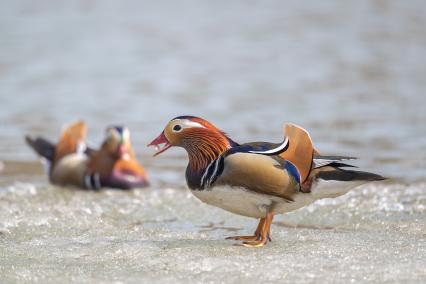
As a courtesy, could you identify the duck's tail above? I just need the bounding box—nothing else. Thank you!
[25,120,87,165]
[306,155,386,198]
[316,167,386,182]
[309,168,386,199]
[313,155,386,182]
[25,136,56,162]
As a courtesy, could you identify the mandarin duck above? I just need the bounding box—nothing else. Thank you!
[148,116,384,247]
[26,120,149,189]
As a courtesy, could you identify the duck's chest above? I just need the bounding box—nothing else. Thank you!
[186,162,302,218]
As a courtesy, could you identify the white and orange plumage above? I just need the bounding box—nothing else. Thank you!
[26,120,149,190]
[149,116,384,247]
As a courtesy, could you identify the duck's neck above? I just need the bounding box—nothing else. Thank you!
[183,130,234,188]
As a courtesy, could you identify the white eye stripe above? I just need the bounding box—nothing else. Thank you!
[171,119,205,129]
[122,128,130,140]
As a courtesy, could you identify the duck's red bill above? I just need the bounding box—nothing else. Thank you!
[148,131,172,156]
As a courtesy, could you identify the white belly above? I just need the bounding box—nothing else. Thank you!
[191,180,366,218]
[191,186,316,218]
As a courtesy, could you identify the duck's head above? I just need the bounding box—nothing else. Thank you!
[96,125,149,188]
[148,116,236,170]
[102,126,133,159]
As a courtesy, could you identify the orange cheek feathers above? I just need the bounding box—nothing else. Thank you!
[113,159,147,177]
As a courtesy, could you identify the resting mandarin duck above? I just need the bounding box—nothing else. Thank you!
[148,116,385,247]
[26,120,149,189]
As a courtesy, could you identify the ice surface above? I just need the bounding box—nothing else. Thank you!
[1,182,425,283]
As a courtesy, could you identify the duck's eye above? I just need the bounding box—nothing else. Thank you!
[173,125,182,132]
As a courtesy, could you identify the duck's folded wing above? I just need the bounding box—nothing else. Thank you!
[214,152,300,202]
[279,123,315,183]
[235,124,316,184]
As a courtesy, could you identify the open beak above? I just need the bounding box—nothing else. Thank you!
[147,131,172,156]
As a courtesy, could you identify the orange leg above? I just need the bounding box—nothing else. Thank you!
[242,213,274,248]
[226,218,266,242]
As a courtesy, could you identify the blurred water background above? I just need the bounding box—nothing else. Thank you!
[1,0,425,283]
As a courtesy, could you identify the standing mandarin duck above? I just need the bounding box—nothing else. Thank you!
[148,116,385,247]
[26,120,149,189]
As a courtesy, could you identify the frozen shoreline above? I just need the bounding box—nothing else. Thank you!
[1,182,425,283]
